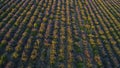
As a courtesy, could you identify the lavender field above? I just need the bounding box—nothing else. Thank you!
[0,0,120,68]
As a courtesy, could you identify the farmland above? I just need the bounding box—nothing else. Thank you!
[0,0,120,68]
